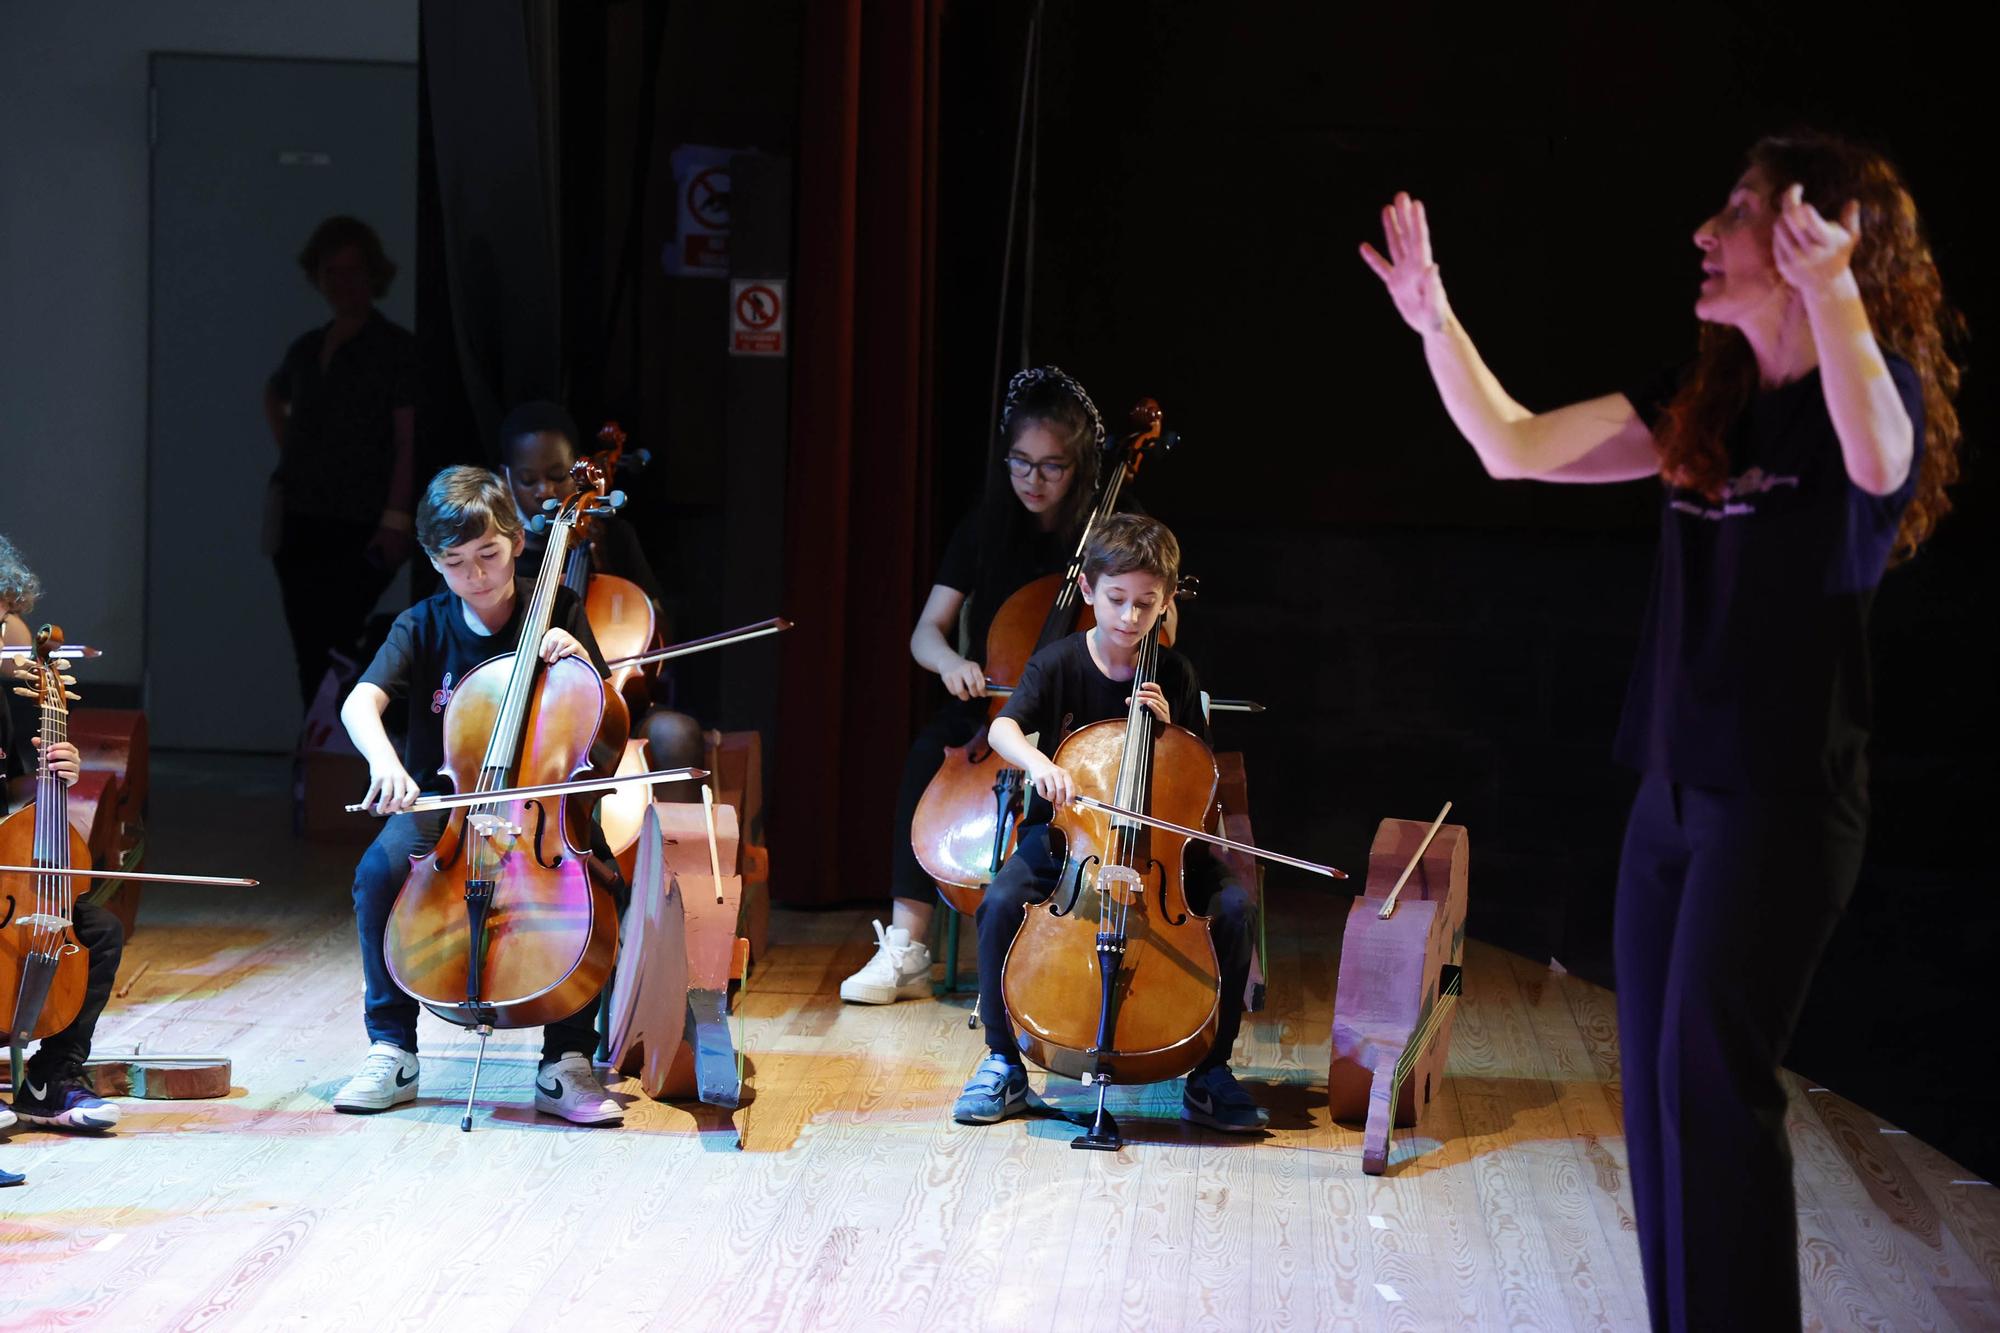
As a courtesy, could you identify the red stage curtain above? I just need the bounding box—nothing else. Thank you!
[773,0,943,906]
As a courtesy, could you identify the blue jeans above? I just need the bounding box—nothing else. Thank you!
[1614,774,1866,1332]
[352,811,604,1059]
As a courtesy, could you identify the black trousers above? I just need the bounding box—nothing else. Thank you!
[888,700,985,903]
[1614,773,1867,1332]
[25,898,124,1083]
[976,825,1254,1076]
[351,811,609,1060]
[273,512,400,711]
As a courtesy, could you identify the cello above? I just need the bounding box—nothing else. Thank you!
[382,462,630,1130]
[1327,804,1468,1174]
[998,615,1231,1151]
[0,626,92,1075]
[911,400,1170,913]
[1,627,259,1092]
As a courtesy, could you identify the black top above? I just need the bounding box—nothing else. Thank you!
[268,309,418,526]
[519,516,667,607]
[1616,357,1924,793]
[934,507,1072,671]
[997,629,1209,827]
[358,578,608,795]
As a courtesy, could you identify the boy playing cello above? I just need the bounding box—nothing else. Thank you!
[952,514,1266,1133]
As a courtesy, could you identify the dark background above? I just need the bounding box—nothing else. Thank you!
[415,2,1994,1176]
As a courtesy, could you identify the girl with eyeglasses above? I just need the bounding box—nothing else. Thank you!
[839,367,1108,1004]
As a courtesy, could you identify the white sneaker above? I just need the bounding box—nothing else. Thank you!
[332,1041,419,1113]
[534,1052,623,1125]
[838,919,933,1004]
[1,1102,15,1131]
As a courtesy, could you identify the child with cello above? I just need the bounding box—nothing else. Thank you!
[1,532,123,1141]
[334,467,624,1124]
[497,400,704,772]
[951,514,1265,1133]
[839,367,1111,1005]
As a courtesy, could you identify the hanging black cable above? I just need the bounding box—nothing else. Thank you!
[986,0,1047,438]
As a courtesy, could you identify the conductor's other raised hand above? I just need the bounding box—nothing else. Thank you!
[1774,183,1862,299]
[1359,191,1451,335]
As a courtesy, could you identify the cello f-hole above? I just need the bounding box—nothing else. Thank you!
[530,799,560,870]
[1052,854,1097,918]
[1146,857,1189,925]
[1,893,13,929]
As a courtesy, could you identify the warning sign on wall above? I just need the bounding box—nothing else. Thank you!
[729,278,786,357]
[664,144,733,277]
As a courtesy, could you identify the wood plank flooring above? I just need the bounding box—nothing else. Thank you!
[3,755,1995,1331]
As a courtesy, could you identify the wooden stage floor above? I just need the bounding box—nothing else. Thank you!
[4,759,1998,1331]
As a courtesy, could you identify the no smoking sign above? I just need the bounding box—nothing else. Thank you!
[729,278,786,357]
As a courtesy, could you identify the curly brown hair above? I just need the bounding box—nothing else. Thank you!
[1656,132,1965,562]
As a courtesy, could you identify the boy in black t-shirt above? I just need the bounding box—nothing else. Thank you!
[955,514,1266,1134]
[334,467,624,1125]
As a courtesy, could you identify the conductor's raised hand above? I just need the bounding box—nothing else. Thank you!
[1359,191,1451,334]
[1773,183,1862,299]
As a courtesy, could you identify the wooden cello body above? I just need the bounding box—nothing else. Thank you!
[383,478,630,1035]
[1328,815,1468,1174]
[912,400,1167,912]
[1001,716,1220,1085]
[1000,615,1221,1112]
[0,627,91,1049]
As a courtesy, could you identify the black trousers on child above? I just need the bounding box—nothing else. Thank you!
[24,898,124,1084]
[1613,773,1867,1333]
[887,700,985,904]
[976,824,1254,1075]
[351,810,610,1060]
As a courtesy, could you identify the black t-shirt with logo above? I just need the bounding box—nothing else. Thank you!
[1616,356,1924,793]
[358,578,607,795]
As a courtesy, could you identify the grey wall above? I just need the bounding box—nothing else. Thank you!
[0,1,417,690]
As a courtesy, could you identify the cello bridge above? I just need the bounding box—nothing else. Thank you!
[1092,864,1146,904]
[11,912,71,931]
[467,812,523,840]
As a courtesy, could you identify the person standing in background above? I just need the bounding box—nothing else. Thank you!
[264,215,418,710]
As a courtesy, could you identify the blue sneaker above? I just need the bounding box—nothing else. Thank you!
[12,1073,122,1132]
[953,1053,1031,1124]
[1181,1065,1269,1134]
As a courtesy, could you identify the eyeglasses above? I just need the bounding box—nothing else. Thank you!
[1004,455,1073,483]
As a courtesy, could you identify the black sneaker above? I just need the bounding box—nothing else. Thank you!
[1181,1065,1270,1134]
[12,1073,122,1132]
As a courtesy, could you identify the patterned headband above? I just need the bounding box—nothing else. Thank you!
[1001,365,1107,450]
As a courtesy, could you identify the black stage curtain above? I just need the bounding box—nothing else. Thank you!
[772,0,944,906]
[418,0,565,461]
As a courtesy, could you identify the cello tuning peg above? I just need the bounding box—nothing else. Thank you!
[1160,429,1181,451]
[527,514,550,535]
[604,489,627,509]
[541,498,561,512]
[64,691,81,701]
[12,687,38,699]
